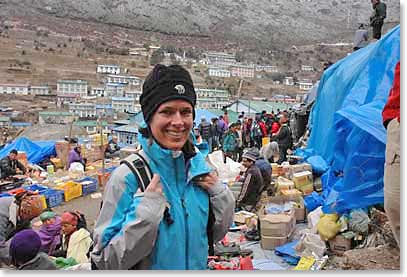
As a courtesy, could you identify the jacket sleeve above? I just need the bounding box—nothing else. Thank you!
[236,172,254,207]
[90,165,167,269]
[0,158,15,177]
[207,180,235,242]
[16,160,26,174]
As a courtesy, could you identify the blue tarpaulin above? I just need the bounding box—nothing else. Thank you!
[0,137,56,164]
[304,26,400,214]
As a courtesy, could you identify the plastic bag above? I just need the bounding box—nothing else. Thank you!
[68,162,85,173]
[295,233,326,258]
[349,209,370,233]
[317,214,341,241]
[304,192,323,212]
[307,206,323,233]
[207,150,244,180]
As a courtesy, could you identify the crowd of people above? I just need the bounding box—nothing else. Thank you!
[0,63,297,270]
[194,108,294,166]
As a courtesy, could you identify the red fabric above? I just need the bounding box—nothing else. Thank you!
[239,256,254,270]
[382,62,400,124]
[271,122,280,134]
[259,121,268,137]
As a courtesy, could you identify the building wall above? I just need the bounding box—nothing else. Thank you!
[230,65,255,78]
[208,68,231,78]
[0,85,29,95]
[30,86,50,95]
[57,80,88,98]
[112,98,135,113]
[69,103,96,118]
[97,65,121,75]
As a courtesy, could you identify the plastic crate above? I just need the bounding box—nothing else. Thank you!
[8,187,26,195]
[23,184,49,193]
[39,195,47,209]
[55,181,82,202]
[41,189,64,208]
[76,176,98,195]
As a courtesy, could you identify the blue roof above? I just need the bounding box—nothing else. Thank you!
[10,122,32,127]
[111,97,134,101]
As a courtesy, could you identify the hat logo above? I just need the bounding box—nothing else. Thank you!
[174,84,185,94]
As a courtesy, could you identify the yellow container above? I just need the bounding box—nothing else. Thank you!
[55,181,82,202]
[39,195,47,210]
[262,137,270,147]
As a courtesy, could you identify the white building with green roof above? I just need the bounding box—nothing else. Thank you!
[227,99,294,115]
[0,116,11,127]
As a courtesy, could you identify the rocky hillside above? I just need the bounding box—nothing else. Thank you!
[0,0,400,47]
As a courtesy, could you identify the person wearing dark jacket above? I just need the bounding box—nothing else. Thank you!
[0,149,26,180]
[272,113,293,164]
[252,149,272,196]
[210,118,220,151]
[236,149,264,212]
[370,0,387,40]
[198,118,212,153]
[9,229,56,270]
[382,61,400,247]
[105,136,121,158]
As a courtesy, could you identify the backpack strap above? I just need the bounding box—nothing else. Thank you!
[120,151,152,192]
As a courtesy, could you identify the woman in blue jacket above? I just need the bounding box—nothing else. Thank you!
[91,64,235,270]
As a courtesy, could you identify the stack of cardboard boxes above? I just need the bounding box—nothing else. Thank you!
[258,206,296,250]
[258,162,315,250]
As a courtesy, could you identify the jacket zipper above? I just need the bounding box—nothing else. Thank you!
[174,157,189,269]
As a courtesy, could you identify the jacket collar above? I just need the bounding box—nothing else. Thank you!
[137,131,211,183]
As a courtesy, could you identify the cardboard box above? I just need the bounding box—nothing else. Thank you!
[298,183,314,195]
[279,188,302,198]
[329,234,352,255]
[260,234,289,250]
[292,171,313,188]
[271,163,285,177]
[287,163,313,179]
[260,212,295,237]
[234,211,257,224]
[266,194,305,222]
[276,176,295,191]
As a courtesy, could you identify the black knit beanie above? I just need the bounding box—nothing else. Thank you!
[140,64,197,123]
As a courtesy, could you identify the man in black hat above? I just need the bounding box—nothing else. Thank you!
[236,149,264,212]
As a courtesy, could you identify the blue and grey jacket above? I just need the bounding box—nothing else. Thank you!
[91,133,235,270]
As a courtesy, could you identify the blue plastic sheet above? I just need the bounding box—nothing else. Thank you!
[304,192,324,212]
[304,26,400,213]
[274,240,300,265]
[306,155,328,175]
[0,137,56,164]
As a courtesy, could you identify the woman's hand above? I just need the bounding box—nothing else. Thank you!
[195,171,219,191]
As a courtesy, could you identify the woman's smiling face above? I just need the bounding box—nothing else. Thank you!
[149,99,194,151]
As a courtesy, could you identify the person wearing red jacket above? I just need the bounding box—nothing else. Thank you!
[381,61,400,247]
